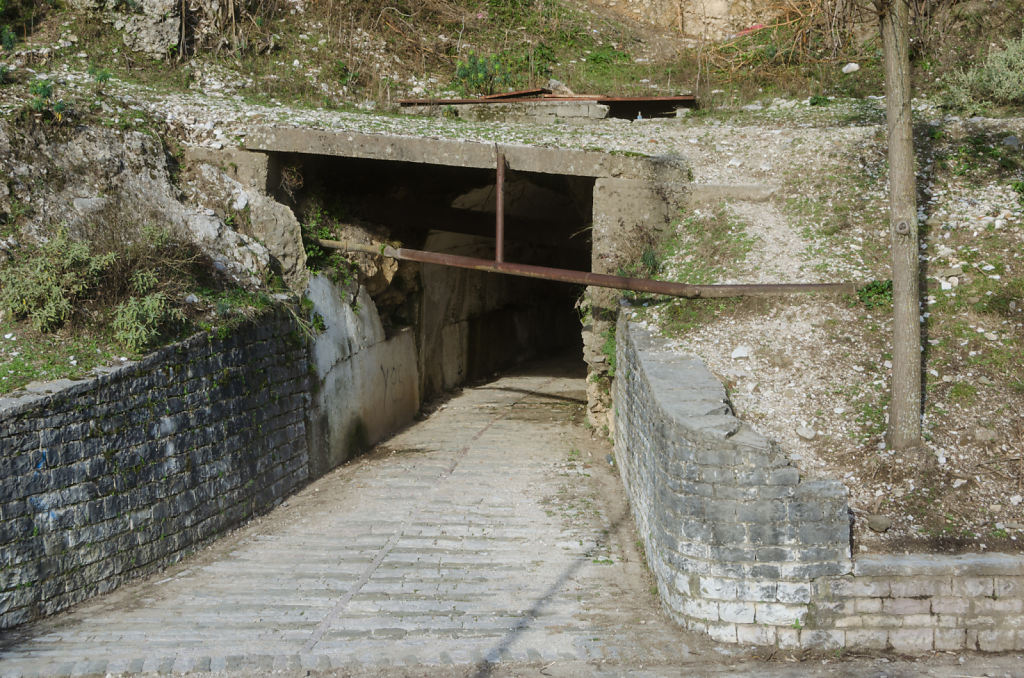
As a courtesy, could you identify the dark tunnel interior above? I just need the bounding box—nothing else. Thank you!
[272,153,595,399]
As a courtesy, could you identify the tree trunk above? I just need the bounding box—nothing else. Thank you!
[879,0,923,450]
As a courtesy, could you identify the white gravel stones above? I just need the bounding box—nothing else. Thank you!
[731,345,752,360]
[796,426,816,441]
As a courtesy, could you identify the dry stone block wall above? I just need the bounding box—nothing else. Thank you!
[0,312,311,629]
[613,316,852,645]
[816,555,1024,653]
[614,314,1024,652]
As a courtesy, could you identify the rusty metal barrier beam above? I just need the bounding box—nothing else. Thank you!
[317,238,859,299]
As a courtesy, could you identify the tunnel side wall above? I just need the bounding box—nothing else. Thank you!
[305,276,421,476]
[614,315,1024,653]
[0,311,311,629]
[416,232,580,403]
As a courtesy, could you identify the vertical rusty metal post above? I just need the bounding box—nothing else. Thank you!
[495,146,506,263]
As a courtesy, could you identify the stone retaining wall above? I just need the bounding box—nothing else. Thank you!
[614,314,1024,652]
[613,316,852,645]
[813,554,1024,652]
[0,312,311,629]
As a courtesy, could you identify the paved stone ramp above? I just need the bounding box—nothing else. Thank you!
[0,362,713,676]
[4,361,1024,678]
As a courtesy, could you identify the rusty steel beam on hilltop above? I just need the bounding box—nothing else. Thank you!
[317,238,860,299]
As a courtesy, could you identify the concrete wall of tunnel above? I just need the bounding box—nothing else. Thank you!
[304,277,420,476]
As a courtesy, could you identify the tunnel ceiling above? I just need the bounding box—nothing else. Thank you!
[279,153,594,269]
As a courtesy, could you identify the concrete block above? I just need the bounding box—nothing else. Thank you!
[711,522,746,545]
[977,628,1016,652]
[995,577,1023,599]
[737,580,777,602]
[707,622,737,643]
[755,602,806,626]
[888,628,934,653]
[891,576,952,598]
[776,627,800,650]
[776,582,811,604]
[814,598,855,616]
[699,576,738,601]
[768,467,800,486]
[845,629,889,650]
[834,616,863,629]
[719,601,756,624]
[971,597,1023,615]
[797,522,845,546]
[681,596,719,622]
[855,598,883,614]
[931,596,970,615]
[860,614,904,629]
[934,628,967,651]
[705,500,739,523]
[788,501,823,522]
[830,576,890,598]
[755,547,794,563]
[800,629,844,650]
[736,623,776,646]
[882,598,930,615]
[952,576,994,598]
[902,614,936,628]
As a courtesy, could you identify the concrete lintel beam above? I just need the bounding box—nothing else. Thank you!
[244,126,686,181]
[183,145,271,191]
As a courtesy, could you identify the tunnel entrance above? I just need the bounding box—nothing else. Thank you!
[241,127,689,471]
[275,152,592,402]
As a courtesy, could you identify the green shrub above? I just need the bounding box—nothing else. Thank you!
[333,60,358,86]
[586,44,629,65]
[88,64,112,85]
[944,33,1024,113]
[0,231,115,331]
[1,24,15,51]
[28,77,51,98]
[454,51,512,95]
[858,280,893,309]
[1012,179,1024,206]
[113,292,183,352]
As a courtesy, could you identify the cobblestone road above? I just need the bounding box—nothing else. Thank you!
[2,361,1022,677]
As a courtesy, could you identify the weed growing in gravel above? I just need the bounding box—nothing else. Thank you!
[857,280,893,309]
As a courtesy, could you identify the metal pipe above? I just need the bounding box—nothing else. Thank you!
[318,239,860,299]
[495,147,505,263]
